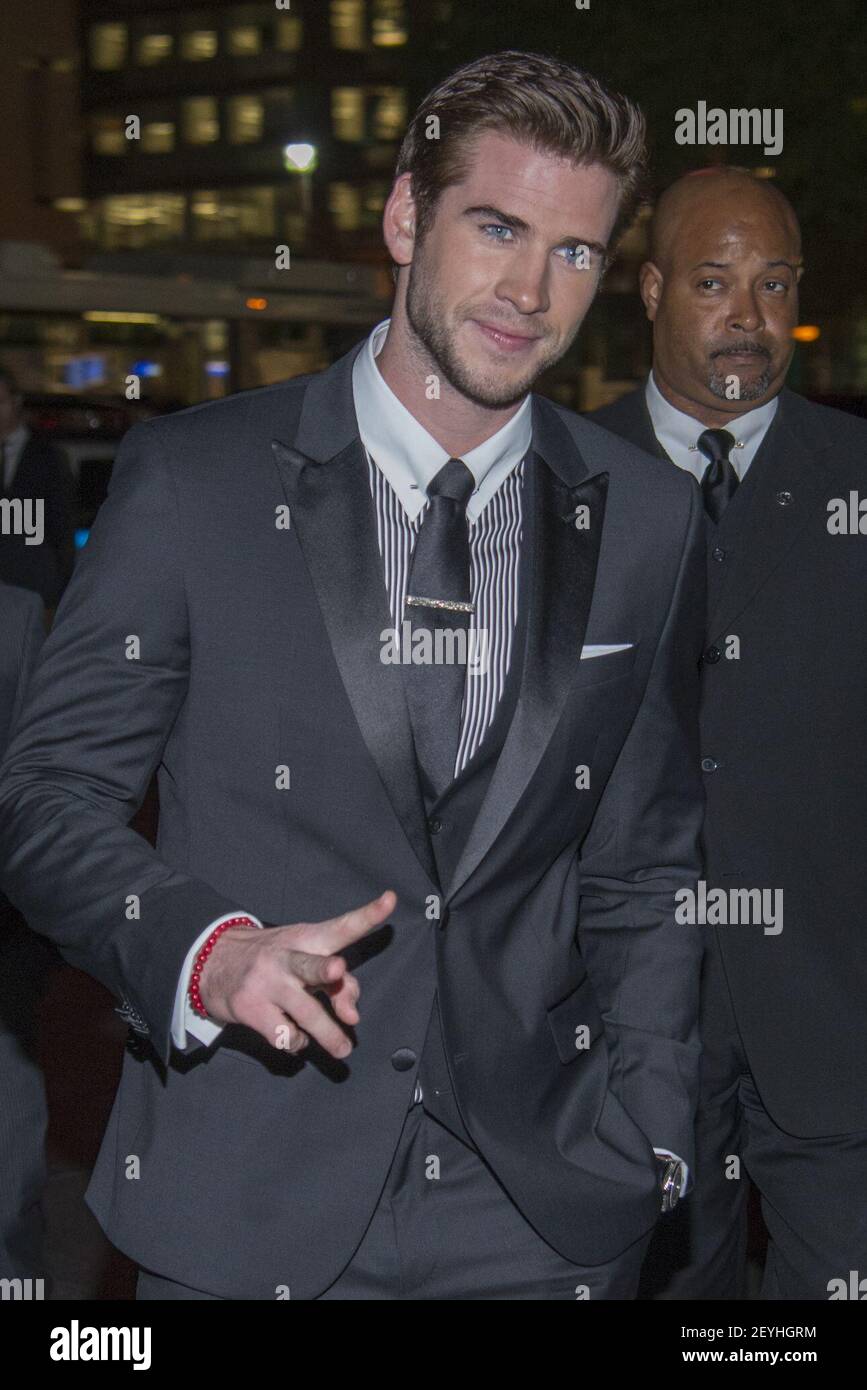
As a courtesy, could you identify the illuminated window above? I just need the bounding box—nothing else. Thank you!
[181,30,218,61]
[371,86,406,140]
[96,194,186,250]
[276,14,303,50]
[332,87,405,141]
[91,115,127,156]
[183,97,220,144]
[363,182,389,223]
[328,180,386,230]
[228,25,261,56]
[332,88,365,141]
[372,0,407,46]
[137,34,173,65]
[142,121,175,154]
[329,182,362,231]
[89,23,128,70]
[228,96,264,144]
[331,0,365,50]
[191,188,276,242]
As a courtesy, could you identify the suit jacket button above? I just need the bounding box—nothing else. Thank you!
[428,817,443,834]
[391,1048,416,1072]
[712,546,726,561]
[704,645,722,664]
[701,757,719,772]
[776,490,793,506]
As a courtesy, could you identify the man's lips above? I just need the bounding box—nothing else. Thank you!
[471,320,543,351]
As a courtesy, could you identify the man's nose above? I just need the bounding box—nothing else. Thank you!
[495,253,551,315]
[728,290,765,335]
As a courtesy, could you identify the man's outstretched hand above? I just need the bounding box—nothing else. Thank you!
[198,891,397,1058]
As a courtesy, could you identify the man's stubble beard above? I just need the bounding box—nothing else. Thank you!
[403,242,576,410]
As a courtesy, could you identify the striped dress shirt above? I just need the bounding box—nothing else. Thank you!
[366,453,525,779]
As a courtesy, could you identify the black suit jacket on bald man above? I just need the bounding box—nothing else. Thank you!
[0,340,705,1299]
[589,385,867,1136]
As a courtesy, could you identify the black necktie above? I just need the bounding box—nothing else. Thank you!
[697,428,739,523]
[402,457,475,795]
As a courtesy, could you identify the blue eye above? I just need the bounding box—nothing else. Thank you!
[560,245,591,268]
[481,223,513,241]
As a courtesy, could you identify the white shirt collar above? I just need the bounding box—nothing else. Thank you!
[645,370,778,482]
[352,318,532,521]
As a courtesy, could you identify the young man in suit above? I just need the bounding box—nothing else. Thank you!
[0,580,51,1285]
[590,168,867,1300]
[0,51,705,1300]
[0,368,76,611]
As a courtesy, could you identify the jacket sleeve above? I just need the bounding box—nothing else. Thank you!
[577,478,706,1171]
[7,588,46,746]
[0,422,243,1066]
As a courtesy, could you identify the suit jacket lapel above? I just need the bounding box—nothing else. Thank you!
[605,387,674,464]
[271,343,439,889]
[708,391,832,639]
[446,396,609,899]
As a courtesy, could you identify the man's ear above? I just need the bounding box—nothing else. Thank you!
[382,172,417,270]
[639,260,663,323]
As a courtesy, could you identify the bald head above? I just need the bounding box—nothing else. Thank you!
[649,169,801,272]
[640,168,803,425]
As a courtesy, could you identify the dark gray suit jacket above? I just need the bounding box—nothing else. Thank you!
[0,340,705,1298]
[589,385,867,1136]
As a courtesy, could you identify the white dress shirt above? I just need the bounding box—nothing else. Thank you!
[644,371,778,481]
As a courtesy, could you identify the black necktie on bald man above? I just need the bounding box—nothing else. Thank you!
[697,428,739,523]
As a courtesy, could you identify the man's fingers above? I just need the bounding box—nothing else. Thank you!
[291,950,347,991]
[317,890,397,953]
[256,1006,309,1055]
[277,983,354,1059]
[322,973,361,1026]
[291,952,361,1025]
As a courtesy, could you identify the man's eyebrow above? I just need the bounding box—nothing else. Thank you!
[688,259,803,273]
[461,205,608,258]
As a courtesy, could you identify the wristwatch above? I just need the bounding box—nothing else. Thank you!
[656,1154,688,1213]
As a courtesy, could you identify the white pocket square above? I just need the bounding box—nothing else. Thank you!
[580,643,634,660]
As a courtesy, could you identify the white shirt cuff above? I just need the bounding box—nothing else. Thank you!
[170,912,264,1051]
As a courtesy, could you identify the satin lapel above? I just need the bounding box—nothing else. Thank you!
[445,417,609,899]
[271,434,439,891]
[707,393,831,640]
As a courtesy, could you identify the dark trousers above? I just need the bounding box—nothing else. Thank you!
[0,917,54,1279]
[643,932,867,1300]
[137,1100,653,1301]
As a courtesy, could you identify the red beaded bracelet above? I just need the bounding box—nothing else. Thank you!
[188,915,260,1018]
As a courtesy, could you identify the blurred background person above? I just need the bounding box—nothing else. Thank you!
[0,579,56,1287]
[0,367,76,616]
